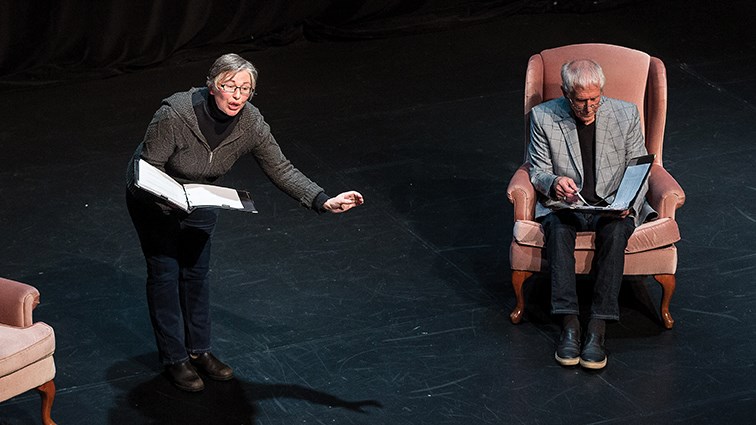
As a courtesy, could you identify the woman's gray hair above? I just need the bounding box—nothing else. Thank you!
[561,59,605,94]
[206,53,258,90]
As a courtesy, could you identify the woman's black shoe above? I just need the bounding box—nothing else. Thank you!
[165,361,205,392]
[190,352,234,381]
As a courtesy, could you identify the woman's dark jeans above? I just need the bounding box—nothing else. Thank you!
[127,190,219,365]
[541,210,635,321]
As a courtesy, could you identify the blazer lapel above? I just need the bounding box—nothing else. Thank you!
[594,104,610,181]
[593,99,623,197]
[556,101,584,184]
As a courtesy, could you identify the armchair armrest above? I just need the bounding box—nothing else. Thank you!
[0,277,40,328]
[647,164,686,219]
[507,163,536,221]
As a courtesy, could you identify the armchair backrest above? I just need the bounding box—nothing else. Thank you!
[524,43,667,165]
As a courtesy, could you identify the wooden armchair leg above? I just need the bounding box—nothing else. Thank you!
[36,379,57,425]
[653,274,676,329]
[510,271,533,324]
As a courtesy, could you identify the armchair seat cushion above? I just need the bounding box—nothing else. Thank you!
[0,322,55,378]
[513,217,680,253]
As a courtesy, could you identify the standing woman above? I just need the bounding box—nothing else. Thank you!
[126,53,363,392]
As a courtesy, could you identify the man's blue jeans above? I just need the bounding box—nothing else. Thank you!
[541,210,635,321]
[127,190,219,365]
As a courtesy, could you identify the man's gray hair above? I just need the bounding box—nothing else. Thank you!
[206,53,258,89]
[561,59,605,94]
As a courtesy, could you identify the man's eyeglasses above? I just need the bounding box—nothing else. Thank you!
[218,83,255,97]
[567,95,604,111]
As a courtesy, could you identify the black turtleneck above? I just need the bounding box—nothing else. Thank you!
[194,95,240,150]
[577,120,606,206]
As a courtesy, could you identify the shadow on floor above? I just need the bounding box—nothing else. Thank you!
[107,354,383,425]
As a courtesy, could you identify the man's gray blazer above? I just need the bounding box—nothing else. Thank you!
[527,96,655,226]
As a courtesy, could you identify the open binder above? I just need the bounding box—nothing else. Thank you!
[569,154,655,213]
[135,158,257,213]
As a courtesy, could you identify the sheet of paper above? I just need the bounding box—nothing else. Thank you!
[184,184,244,210]
[612,165,648,208]
[137,159,189,210]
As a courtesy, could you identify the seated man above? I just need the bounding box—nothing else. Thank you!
[527,59,655,369]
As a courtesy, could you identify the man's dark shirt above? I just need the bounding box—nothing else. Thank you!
[577,120,606,206]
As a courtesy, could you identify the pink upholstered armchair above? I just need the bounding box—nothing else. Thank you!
[506,43,685,329]
[0,277,57,425]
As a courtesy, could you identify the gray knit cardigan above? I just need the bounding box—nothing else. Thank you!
[127,87,324,209]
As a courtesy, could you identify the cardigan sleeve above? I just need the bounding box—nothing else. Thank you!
[246,111,325,209]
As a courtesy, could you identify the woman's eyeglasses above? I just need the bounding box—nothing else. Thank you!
[218,83,255,97]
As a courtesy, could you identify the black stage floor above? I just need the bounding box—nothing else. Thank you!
[2,1,756,424]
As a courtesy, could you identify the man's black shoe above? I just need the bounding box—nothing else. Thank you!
[166,361,205,392]
[190,352,234,381]
[555,326,581,366]
[580,332,607,369]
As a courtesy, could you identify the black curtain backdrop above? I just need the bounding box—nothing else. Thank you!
[0,0,640,86]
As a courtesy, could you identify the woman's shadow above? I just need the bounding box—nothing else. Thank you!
[107,354,382,425]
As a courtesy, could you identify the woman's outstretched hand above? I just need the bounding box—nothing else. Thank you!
[323,191,364,213]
